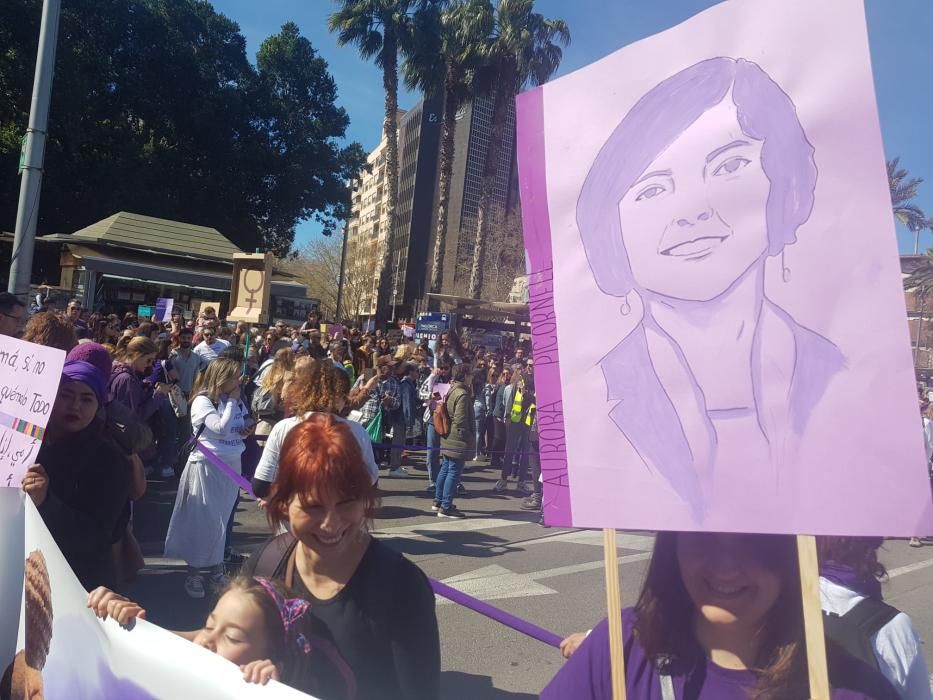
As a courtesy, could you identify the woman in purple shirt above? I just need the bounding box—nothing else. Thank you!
[542,532,898,700]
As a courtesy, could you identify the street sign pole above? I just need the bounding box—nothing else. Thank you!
[8,0,62,301]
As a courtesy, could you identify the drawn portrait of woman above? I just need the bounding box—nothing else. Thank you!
[576,57,845,520]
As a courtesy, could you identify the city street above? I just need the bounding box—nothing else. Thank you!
[128,454,933,699]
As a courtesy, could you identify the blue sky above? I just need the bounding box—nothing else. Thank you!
[211,0,933,254]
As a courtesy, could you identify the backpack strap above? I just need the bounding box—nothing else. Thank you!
[839,598,900,638]
[822,598,899,673]
[253,532,298,580]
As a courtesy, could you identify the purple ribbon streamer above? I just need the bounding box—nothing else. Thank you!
[430,579,562,649]
[193,440,561,650]
[193,440,255,496]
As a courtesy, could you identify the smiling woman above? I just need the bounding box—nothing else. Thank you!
[542,532,900,700]
[576,56,846,520]
[244,413,440,700]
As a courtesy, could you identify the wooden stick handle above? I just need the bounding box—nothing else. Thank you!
[797,534,830,700]
[603,528,627,700]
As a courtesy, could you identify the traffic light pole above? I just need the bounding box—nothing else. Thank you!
[8,0,62,300]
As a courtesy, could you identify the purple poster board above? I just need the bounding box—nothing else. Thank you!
[516,0,933,535]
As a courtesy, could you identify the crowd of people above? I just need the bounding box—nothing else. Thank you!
[1,289,931,700]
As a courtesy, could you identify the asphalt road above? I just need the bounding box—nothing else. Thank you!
[128,454,933,699]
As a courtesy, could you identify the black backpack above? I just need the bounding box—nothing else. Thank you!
[822,598,900,672]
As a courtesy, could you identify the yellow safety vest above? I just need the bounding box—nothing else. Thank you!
[525,403,536,427]
[510,385,524,423]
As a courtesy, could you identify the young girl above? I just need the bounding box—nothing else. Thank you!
[164,358,253,598]
[544,532,899,699]
[86,577,355,698]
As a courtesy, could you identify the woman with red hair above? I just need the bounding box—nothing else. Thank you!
[244,413,439,700]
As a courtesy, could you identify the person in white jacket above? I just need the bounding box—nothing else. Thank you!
[164,358,253,599]
[818,536,932,700]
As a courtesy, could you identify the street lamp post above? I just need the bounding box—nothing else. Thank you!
[7,0,62,300]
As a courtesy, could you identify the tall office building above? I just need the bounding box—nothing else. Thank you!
[431,94,522,305]
[342,94,523,322]
[388,95,442,319]
[343,98,444,322]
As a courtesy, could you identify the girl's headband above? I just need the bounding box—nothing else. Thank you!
[255,577,311,654]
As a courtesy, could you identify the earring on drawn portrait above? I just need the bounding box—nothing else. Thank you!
[782,252,791,283]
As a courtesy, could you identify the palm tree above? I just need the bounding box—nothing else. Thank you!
[467,0,569,299]
[329,0,424,326]
[402,0,492,306]
[888,157,932,254]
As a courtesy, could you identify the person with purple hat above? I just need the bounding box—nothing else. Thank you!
[21,359,132,589]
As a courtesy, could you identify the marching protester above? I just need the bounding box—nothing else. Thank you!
[544,532,900,699]
[471,363,488,461]
[419,363,451,490]
[368,354,410,477]
[109,336,167,421]
[520,378,542,514]
[496,367,532,493]
[245,414,440,700]
[252,346,296,433]
[490,366,512,469]
[0,291,26,336]
[818,537,932,699]
[164,357,253,599]
[434,330,465,367]
[434,363,475,519]
[193,324,230,364]
[149,338,182,478]
[20,311,77,352]
[483,366,500,462]
[65,299,88,330]
[21,360,132,590]
[252,360,379,498]
[169,326,205,399]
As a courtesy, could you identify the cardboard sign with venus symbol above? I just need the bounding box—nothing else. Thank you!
[228,253,273,325]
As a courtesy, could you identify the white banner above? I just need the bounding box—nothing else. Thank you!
[4,493,316,699]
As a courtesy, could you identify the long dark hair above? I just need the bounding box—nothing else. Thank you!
[633,532,806,699]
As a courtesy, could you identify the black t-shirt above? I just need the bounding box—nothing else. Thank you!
[245,535,440,700]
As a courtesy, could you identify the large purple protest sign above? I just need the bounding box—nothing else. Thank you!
[517,0,933,535]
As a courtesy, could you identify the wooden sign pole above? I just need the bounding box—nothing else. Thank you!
[796,535,830,700]
[603,528,627,700]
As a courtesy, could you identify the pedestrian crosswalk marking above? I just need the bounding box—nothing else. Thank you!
[374,517,541,539]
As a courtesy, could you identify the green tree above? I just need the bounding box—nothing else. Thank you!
[0,1,365,256]
[329,0,427,326]
[468,0,569,298]
[888,157,932,254]
[402,0,491,305]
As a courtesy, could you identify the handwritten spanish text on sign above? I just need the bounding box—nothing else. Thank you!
[0,336,65,487]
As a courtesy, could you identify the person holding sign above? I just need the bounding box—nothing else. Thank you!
[542,532,898,699]
[22,360,132,590]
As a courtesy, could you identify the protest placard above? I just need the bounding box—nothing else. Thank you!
[516,0,933,538]
[0,336,65,488]
[153,298,174,323]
